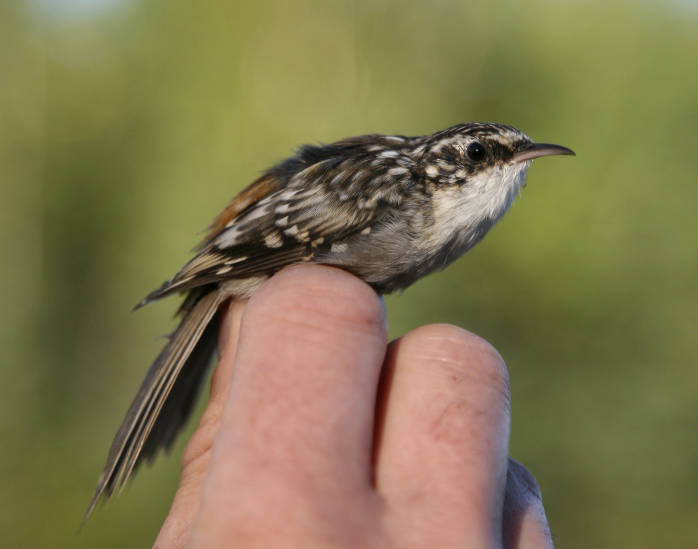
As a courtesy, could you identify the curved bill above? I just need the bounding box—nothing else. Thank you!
[512,143,575,163]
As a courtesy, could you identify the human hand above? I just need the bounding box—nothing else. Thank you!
[154,265,552,548]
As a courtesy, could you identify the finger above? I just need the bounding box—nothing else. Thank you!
[503,458,554,549]
[374,324,511,547]
[154,299,246,549]
[192,265,387,543]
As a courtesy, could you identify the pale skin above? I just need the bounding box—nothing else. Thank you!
[153,265,553,548]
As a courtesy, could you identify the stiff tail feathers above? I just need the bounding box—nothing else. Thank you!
[84,290,223,522]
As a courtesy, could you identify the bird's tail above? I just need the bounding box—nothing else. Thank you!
[84,289,224,521]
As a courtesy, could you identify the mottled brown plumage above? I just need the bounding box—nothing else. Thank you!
[86,122,573,520]
[204,173,281,245]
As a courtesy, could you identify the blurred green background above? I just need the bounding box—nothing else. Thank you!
[1,0,696,547]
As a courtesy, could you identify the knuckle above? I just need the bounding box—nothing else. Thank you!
[180,408,219,475]
[180,435,211,480]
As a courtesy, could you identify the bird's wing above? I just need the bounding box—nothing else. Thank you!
[137,154,412,306]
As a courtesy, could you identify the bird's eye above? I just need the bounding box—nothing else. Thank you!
[466,141,487,162]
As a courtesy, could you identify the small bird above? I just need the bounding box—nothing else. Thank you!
[86,122,574,518]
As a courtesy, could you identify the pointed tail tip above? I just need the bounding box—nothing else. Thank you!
[132,290,160,312]
[81,491,101,527]
[132,280,176,311]
[82,470,115,526]
[131,298,148,312]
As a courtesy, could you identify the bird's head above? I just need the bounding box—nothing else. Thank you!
[419,122,574,185]
[415,122,574,224]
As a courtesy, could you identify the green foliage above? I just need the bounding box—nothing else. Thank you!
[1,0,696,546]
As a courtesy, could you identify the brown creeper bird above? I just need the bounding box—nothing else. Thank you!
[86,122,573,517]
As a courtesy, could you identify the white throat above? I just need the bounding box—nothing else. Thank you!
[424,161,531,253]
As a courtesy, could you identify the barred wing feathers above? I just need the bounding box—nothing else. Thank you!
[137,140,415,306]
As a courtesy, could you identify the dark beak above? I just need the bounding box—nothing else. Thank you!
[512,143,575,163]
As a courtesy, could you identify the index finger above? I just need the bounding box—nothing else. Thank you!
[192,265,388,542]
